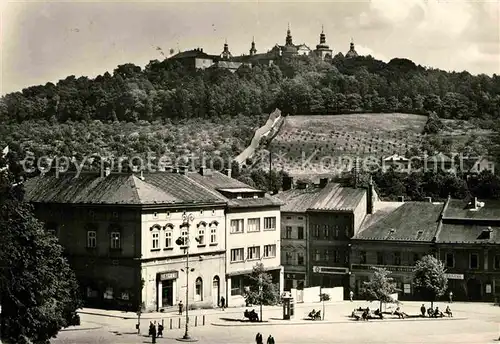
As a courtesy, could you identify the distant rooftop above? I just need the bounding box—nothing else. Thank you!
[443,198,500,220]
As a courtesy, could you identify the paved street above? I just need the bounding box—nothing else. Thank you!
[51,301,500,344]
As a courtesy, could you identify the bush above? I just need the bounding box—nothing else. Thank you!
[320,293,330,301]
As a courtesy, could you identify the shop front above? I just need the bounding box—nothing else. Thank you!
[156,271,178,311]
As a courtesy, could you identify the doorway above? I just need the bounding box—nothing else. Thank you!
[467,278,482,301]
[212,276,220,306]
[162,280,173,307]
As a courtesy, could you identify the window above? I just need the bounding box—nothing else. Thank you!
[210,223,218,244]
[344,252,349,264]
[313,225,320,238]
[230,219,244,233]
[323,226,329,239]
[87,231,97,248]
[230,248,244,262]
[393,252,401,266]
[180,227,188,246]
[164,224,173,248]
[195,277,203,301]
[110,232,121,249]
[166,211,170,217]
[334,226,340,238]
[285,252,293,265]
[360,251,367,264]
[153,212,158,219]
[470,253,479,269]
[314,249,321,261]
[248,218,260,232]
[264,217,276,231]
[297,253,304,265]
[103,287,113,300]
[86,287,98,298]
[263,244,276,258]
[324,249,330,261]
[152,231,160,250]
[446,253,455,268]
[200,209,204,215]
[334,250,340,263]
[248,246,260,260]
[377,252,384,265]
[197,223,205,245]
[298,226,304,239]
[285,226,292,239]
[212,209,215,215]
[112,211,119,219]
[286,216,292,220]
[298,217,303,220]
[495,255,500,270]
[345,225,350,237]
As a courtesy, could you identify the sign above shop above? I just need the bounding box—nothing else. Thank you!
[159,271,178,281]
[444,273,464,280]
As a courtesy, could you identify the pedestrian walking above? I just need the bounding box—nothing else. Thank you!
[178,300,183,315]
[148,321,154,337]
[349,290,354,302]
[267,334,275,344]
[256,332,263,344]
[151,321,157,343]
[220,296,226,311]
[448,291,453,303]
[157,322,164,337]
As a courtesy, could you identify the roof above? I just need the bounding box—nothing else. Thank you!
[354,202,444,242]
[24,172,226,206]
[443,199,500,220]
[218,188,263,193]
[277,183,366,213]
[170,49,214,60]
[186,170,282,209]
[359,202,405,230]
[436,224,500,244]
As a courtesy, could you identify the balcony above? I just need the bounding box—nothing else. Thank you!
[351,264,415,273]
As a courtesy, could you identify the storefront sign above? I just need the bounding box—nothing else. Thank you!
[313,266,349,275]
[444,273,464,280]
[285,273,305,280]
[159,271,178,281]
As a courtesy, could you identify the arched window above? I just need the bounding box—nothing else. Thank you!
[212,276,220,306]
[195,277,203,301]
[150,224,162,250]
[108,224,122,250]
[209,221,218,245]
[163,223,174,249]
[197,221,206,245]
[85,223,98,248]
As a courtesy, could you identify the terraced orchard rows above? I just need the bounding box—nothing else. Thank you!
[264,113,428,176]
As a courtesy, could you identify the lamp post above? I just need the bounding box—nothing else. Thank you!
[258,276,263,322]
[176,213,197,342]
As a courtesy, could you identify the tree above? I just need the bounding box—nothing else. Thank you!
[243,262,280,321]
[0,152,82,344]
[362,267,399,311]
[412,255,448,308]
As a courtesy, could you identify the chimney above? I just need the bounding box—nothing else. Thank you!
[367,178,374,214]
[179,166,188,175]
[425,197,432,203]
[319,178,328,188]
[474,197,478,209]
[397,196,405,202]
[282,176,293,191]
[225,168,232,178]
[139,170,145,181]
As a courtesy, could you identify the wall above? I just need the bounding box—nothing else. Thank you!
[322,287,344,301]
[140,207,226,261]
[303,286,320,303]
[195,58,214,70]
[226,207,282,275]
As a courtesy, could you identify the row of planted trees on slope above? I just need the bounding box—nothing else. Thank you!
[363,255,449,311]
[2,55,500,124]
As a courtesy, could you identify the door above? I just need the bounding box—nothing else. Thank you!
[212,276,220,306]
[162,280,173,307]
[467,278,482,301]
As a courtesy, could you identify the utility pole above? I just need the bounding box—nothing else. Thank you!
[259,275,263,322]
[176,213,197,342]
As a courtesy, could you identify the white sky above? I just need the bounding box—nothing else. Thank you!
[1,0,499,95]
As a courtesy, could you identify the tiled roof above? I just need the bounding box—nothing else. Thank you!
[359,202,405,231]
[443,199,500,220]
[277,183,366,213]
[24,172,226,206]
[354,202,444,242]
[186,170,282,208]
[170,49,214,59]
[436,224,500,244]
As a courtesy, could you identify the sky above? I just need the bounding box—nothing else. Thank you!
[1,0,499,95]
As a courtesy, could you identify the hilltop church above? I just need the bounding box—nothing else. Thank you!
[169,25,360,72]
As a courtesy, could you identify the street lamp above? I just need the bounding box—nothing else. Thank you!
[176,213,197,342]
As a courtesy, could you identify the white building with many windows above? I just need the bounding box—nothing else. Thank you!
[187,168,284,306]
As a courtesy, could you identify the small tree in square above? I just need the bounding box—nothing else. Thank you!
[362,267,399,311]
[413,255,448,308]
[243,262,280,321]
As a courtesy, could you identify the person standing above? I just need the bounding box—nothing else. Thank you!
[420,304,426,317]
[267,334,275,344]
[256,332,263,344]
[220,296,226,311]
[448,291,453,303]
[178,300,183,315]
[349,290,354,302]
[157,322,164,337]
[151,321,157,343]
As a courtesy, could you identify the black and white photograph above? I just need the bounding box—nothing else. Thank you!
[1,0,500,343]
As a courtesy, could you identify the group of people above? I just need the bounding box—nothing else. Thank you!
[420,304,453,318]
[255,332,275,344]
[148,321,164,343]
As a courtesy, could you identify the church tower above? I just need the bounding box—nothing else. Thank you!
[220,39,233,60]
[249,37,257,56]
[345,38,359,58]
[285,23,293,46]
[314,25,333,61]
